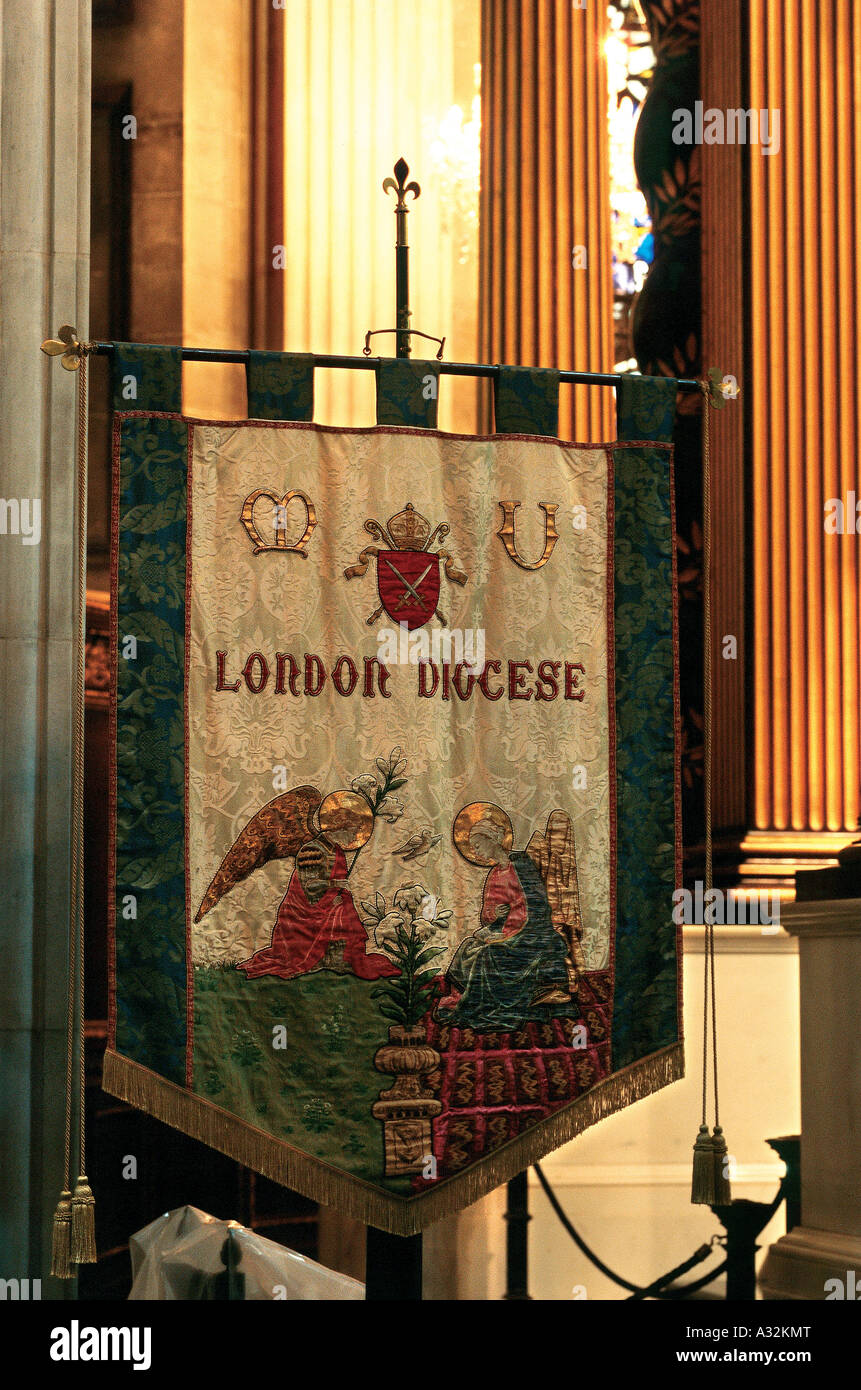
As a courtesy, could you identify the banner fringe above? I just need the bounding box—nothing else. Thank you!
[103,1043,683,1236]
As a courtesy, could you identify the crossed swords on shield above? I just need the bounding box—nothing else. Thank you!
[343,502,468,629]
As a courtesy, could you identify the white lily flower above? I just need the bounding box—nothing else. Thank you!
[393,883,426,915]
[374,910,407,949]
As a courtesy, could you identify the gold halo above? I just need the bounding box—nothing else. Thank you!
[452,801,514,866]
[318,790,375,850]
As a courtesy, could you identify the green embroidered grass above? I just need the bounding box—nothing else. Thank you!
[193,964,414,1193]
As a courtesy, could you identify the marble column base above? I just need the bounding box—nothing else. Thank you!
[760,1226,861,1300]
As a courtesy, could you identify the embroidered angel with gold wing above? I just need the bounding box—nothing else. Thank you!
[194,754,410,982]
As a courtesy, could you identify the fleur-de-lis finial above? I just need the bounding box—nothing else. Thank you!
[705,366,740,408]
[382,157,421,210]
[41,324,87,371]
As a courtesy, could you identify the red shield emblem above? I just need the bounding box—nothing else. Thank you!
[377,550,441,630]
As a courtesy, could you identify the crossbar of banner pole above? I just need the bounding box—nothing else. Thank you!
[86,342,700,391]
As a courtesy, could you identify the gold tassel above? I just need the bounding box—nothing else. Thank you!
[711,1125,732,1205]
[71,1173,97,1263]
[691,1123,716,1205]
[51,1190,73,1279]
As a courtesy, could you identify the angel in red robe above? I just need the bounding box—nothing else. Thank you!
[236,838,397,981]
[194,784,398,983]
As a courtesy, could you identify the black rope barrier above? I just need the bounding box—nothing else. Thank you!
[533,1162,727,1301]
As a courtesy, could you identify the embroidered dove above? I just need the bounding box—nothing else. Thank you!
[390,826,442,863]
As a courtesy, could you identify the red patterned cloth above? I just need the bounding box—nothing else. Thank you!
[417,970,612,1182]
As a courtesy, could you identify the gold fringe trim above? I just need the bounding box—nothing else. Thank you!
[103,1043,683,1237]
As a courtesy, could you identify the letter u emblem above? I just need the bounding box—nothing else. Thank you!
[496,501,559,570]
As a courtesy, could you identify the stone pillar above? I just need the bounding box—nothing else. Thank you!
[279,0,478,433]
[703,0,861,890]
[0,0,90,1294]
[479,0,614,441]
[183,0,253,419]
[747,0,860,846]
[701,0,745,840]
[760,900,861,1299]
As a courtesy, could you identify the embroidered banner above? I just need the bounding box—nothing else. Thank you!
[107,415,681,1233]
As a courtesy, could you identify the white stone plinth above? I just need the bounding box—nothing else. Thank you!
[760,898,861,1300]
[760,1227,861,1301]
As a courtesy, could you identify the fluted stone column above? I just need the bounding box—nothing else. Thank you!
[703,0,861,889]
[479,0,614,441]
[0,0,90,1294]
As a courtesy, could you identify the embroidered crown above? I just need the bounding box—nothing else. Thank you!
[387,502,431,550]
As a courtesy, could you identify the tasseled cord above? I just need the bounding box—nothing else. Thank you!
[71,1175,97,1264]
[691,1124,715,1206]
[48,333,97,1273]
[690,376,732,1207]
[51,1190,73,1280]
[711,1125,732,1206]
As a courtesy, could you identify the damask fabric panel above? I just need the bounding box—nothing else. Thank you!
[375,359,440,428]
[111,343,183,414]
[246,351,315,422]
[616,373,678,443]
[107,415,681,1234]
[494,366,560,437]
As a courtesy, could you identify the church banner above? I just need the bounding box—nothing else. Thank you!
[107,413,681,1234]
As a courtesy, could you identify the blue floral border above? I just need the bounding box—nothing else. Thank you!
[611,440,680,1068]
[113,415,188,1083]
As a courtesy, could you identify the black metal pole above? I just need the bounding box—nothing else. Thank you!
[85,341,701,392]
[382,158,420,360]
[713,1199,775,1301]
[723,1223,759,1301]
[395,239,409,359]
[767,1135,801,1232]
[365,1227,423,1300]
[503,1170,532,1299]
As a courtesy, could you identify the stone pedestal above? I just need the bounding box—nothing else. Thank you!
[760,899,861,1299]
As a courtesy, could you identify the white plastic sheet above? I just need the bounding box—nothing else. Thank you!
[128,1205,364,1301]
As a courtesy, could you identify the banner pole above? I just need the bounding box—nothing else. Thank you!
[503,1171,532,1300]
[382,157,421,359]
[80,340,703,391]
[365,1227,423,1300]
